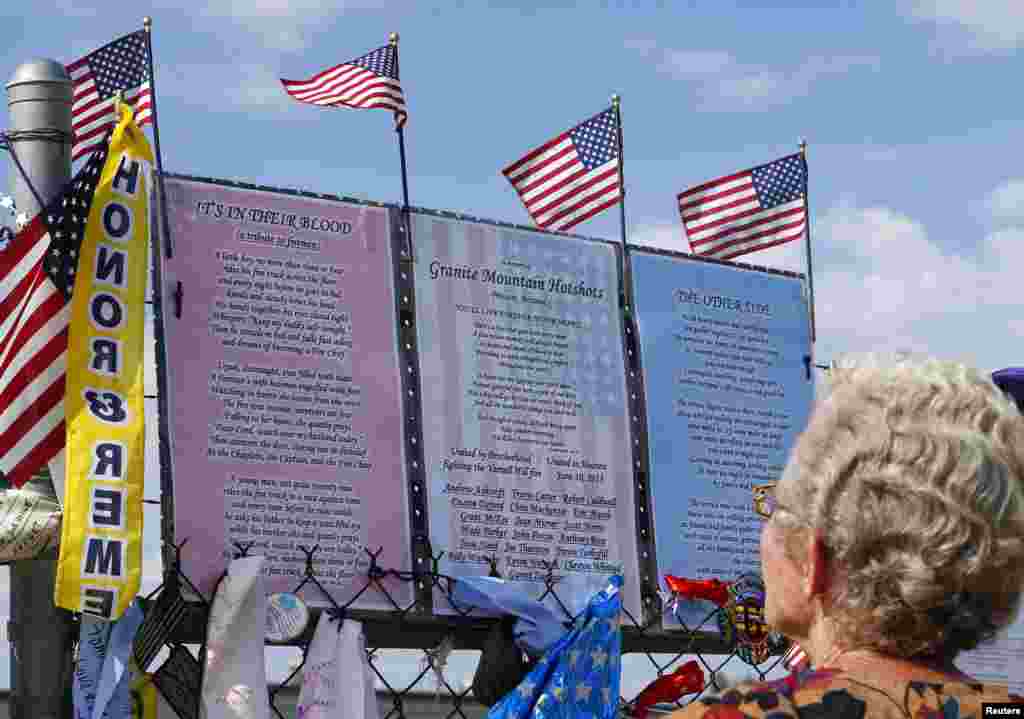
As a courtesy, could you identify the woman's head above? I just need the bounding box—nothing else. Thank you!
[764,354,1024,661]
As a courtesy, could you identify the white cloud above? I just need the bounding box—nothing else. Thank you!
[657,50,735,76]
[808,201,1020,370]
[160,63,292,111]
[628,223,685,251]
[644,45,879,111]
[630,190,1023,373]
[200,0,332,52]
[198,0,398,52]
[983,179,1024,226]
[629,222,807,274]
[226,65,295,108]
[909,0,1024,52]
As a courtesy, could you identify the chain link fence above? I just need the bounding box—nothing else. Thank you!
[124,540,789,719]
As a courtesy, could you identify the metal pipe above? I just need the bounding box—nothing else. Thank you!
[6,58,74,719]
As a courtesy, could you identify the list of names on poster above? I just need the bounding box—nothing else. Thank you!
[413,214,640,616]
[164,179,410,604]
[631,251,813,588]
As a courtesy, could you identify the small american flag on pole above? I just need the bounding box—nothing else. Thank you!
[782,642,810,673]
[503,107,621,232]
[0,145,106,488]
[280,44,407,128]
[67,31,152,161]
[679,153,807,261]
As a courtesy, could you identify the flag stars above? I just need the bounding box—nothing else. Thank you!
[87,32,149,98]
[570,108,619,170]
[354,46,400,80]
[752,155,806,209]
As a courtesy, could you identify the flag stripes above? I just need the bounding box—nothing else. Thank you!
[679,154,807,261]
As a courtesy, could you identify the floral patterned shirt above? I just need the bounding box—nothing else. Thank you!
[670,669,1022,719]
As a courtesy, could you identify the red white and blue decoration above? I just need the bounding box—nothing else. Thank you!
[486,575,624,718]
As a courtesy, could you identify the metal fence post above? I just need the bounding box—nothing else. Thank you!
[6,58,74,719]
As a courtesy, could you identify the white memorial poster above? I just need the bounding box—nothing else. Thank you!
[412,213,640,618]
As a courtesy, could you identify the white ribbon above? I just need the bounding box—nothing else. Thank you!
[297,616,379,719]
[200,556,269,719]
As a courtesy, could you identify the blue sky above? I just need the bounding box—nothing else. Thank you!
[1,0,1022,695]
[2,1,1023,371]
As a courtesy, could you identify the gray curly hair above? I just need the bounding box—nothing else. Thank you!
[775,354,1024,660]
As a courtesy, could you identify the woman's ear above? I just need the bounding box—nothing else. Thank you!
[806,530,831,598]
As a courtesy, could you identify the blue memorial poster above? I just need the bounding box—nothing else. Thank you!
[630,250,813,627]
[412,213,641,619]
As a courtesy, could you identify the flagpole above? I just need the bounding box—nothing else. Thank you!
[143,16,174,259]
[142,18,180,608]
[390,32,413,258]
[612,94,628,251]
[800,139,816,342]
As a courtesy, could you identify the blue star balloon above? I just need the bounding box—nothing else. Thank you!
[486,576,623,719]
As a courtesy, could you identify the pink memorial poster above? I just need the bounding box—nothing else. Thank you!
[161,177,411,607]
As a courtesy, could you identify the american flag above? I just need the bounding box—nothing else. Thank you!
[503,108,621,232]
[782,642,810,673]
[0,144,106,488]
[67,31,152,162]
[679,153,807,261]
[280,45,407,128]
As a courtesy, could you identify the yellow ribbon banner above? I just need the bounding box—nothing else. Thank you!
[56,105,153,619]
[131,669,158,719]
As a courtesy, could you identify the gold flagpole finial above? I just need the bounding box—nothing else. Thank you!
[389,32,399,46]
[143,16,152,31]
[799,137,807,156]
